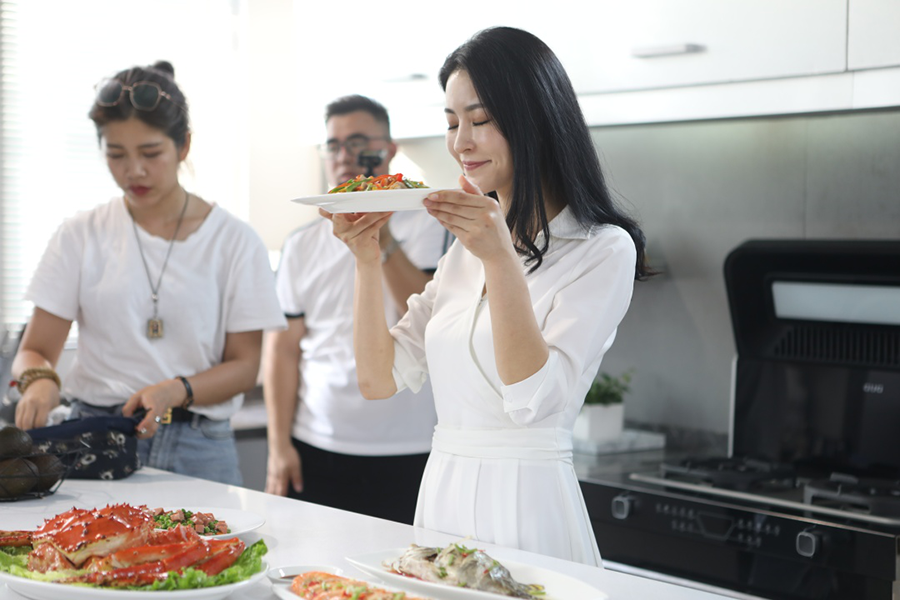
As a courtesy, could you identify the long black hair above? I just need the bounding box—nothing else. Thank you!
[439,27,650,279]
[88,61,190,149]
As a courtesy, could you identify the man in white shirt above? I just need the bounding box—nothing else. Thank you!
[263,95,449,523]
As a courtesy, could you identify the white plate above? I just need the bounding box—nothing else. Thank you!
[0,561,267,600]
[266,564,343,586]
[270,569,413,600]
[291,188,442,213]
[159,507,265,539]
[346,548,609,600]
[273,585,297,600]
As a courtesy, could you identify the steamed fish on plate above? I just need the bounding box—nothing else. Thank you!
[328,173,428,193]
[387,543,544,598]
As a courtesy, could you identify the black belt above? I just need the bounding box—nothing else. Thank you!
[159,407,196,424]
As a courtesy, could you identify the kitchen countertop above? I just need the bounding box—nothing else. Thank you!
[0,467,742,600]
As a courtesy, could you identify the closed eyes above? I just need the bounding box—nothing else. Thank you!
[447,118,492,131]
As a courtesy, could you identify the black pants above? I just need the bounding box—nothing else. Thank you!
[289,438,429,525]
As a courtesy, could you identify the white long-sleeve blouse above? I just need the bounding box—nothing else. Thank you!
[387,206,637,565]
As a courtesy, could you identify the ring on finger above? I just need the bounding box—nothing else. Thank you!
[154,416,162,424]
[139,427,148,434]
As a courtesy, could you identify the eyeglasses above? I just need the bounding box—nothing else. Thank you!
[95,79,173,112]
[319,134,390,158]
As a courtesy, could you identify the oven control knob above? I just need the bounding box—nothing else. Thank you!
[611,494,634,520]
[796,529,820,558]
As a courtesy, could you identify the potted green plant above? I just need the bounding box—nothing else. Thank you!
[574,370,633,443]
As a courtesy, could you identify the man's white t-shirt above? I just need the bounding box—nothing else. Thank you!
[26,198,287,420]
[275,211,449,456]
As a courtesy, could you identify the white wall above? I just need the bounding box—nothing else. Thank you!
[246,0,321,249]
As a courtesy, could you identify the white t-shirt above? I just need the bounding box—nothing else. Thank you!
[275,211,449,456]
[26,198,287,420]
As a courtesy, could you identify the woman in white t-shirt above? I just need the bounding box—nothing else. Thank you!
[11,61,285,485]
[325,28,653,565]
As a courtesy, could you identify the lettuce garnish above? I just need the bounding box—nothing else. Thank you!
[0,539,268,590]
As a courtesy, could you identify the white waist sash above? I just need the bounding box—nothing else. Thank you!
[431,425,573,461]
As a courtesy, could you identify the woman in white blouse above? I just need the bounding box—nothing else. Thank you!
[325,27,651,565]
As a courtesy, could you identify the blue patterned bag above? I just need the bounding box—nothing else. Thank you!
[28,416,142,480]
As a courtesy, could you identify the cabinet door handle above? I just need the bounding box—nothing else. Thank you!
[631,43,706,58]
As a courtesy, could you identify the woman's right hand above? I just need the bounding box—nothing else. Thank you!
[14,379,61,430]
[319,208,392,265]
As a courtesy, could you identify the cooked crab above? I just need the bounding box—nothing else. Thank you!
[0,503,245,587]
[29,503,156,571]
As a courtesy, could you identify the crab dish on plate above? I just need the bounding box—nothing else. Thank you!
[0,503,266,589]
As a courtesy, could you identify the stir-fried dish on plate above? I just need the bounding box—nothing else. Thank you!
[289,571,428,599]
[328,173,428,194]
[150,507,230,536]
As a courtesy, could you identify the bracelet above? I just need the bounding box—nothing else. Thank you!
[381,239,401,264]
[176,376,194,409]
[15,367,61,395]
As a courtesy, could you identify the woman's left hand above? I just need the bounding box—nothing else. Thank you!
[424,175,516,263]
[123,379,186,439]
[320,208,392,266]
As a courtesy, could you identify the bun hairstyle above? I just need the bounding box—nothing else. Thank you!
[151,60,176,77]
[88,60,190,148]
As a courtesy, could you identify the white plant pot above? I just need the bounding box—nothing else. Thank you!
[574,403,624,443]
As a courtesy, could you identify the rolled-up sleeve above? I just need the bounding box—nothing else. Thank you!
[501,228,636,426]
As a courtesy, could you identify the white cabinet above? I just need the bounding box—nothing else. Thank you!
[848,0,900,69]
[546,0,847,94]
[287,0,900,136]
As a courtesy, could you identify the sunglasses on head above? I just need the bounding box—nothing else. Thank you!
[95,79,173,111]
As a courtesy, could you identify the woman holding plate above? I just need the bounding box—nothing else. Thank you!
[325,27,650,565]
[12,61,285,485]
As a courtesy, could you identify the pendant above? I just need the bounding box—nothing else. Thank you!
[147,318,164,339]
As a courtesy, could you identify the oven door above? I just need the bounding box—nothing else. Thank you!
[581,479,900,600]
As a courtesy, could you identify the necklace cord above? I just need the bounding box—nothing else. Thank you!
[132,189,190,306]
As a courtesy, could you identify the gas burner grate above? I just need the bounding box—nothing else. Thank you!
[804,473,900,517]
[660,456,798,491]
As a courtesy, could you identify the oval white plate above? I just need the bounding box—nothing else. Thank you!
[271,569,413,600]
[0,561,268,600]
[266,564,343,586]
[346,548,609,600]
[158,507,265,539]
[291,188,445,213]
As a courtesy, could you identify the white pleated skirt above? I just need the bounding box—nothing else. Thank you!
[414,425,602,566]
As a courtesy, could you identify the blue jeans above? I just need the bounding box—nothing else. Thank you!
[68,400,243,486]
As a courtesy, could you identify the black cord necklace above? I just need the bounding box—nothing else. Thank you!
[131,189,190,339]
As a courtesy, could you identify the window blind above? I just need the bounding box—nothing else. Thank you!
[0,0,249,331]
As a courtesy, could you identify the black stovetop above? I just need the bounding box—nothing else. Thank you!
[634,455,900,529]
[576,448,900,530]
[577,449,900,600]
